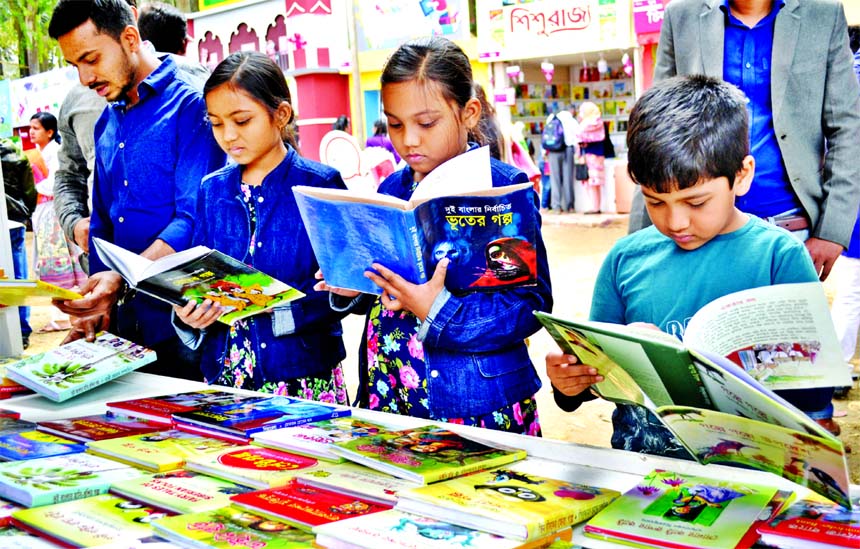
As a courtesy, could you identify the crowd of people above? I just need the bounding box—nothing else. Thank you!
[3,0,860,461]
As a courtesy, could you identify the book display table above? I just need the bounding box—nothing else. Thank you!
[1,372,851,548]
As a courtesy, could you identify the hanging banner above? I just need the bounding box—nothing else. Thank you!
[354,0,470,52]
[477,0,633,61]
[633,0,665,35]
[9,67,78,128]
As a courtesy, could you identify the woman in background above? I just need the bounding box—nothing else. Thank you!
[576,102,606,214]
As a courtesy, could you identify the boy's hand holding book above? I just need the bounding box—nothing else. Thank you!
[545,350,604,397]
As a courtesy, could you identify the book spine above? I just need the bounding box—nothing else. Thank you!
[3,371,58,402]
[37,484,111,507]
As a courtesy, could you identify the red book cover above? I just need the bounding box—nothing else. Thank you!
[0,377,31,399]
[757,490,860,548]
[37,413,166,443]
[105,390,243,424]
[0,408,20,419]
[229,480,390,530]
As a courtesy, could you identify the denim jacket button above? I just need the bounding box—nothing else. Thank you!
[430,369,439,378]
[260,342,267,349]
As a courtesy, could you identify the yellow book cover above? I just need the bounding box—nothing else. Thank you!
[396,468,620,541]
[86,429,239,472]
[0,280,82,307]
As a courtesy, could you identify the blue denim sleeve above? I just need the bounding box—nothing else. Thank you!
[419,192,553,352]
[156,97,224,252]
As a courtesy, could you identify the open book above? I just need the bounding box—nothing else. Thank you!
[293,147,539,295]
[535,282,852,508]
[92,238,304,326]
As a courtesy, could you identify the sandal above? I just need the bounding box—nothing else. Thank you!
[37,320,72,333]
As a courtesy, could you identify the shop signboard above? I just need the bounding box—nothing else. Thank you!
[354,0,470,52]
[633,0,665,35]
[9,67,78,129]
[477,0,633,61]
[198,0,245,10]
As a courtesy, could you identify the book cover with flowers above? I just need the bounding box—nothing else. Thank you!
[584,469,779,549]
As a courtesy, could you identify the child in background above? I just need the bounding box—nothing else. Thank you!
[316,36,553,435]
[546,75,834,458]
[575,101,606,214]
[173,52,349,402]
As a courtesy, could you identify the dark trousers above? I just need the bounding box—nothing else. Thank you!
[139,334,204,381]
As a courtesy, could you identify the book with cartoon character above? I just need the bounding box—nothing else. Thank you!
[151,506,316,548]
[4,331,155,402]
[535,283,853,509]
[396,468,619,542]
[584,469,779,549]
[293,148,538,295]
[92,237,304,326]
[11,494,171,547]
[330,424,526,484]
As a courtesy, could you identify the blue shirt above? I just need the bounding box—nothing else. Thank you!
[722,0,801,218]
[90,55,225,345]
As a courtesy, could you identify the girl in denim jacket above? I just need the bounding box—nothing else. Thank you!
[316,37,553,434]
[173,52,349,403]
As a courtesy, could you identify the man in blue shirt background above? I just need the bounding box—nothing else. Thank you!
[48,0,225,380]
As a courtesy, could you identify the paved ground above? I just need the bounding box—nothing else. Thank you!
[22,212,860,482]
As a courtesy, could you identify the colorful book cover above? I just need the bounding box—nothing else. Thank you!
[0,377,30,400]
[330,424,527,484]
[11,494,170,547]
[93,238,305,326]
[110,469,255,514]
[583,469,779,549]
[0,279,83,307]
[184,445,325,489]
[106,389,243,423]
[229,481,390,531]
[0,429,87,461]
[151,506,315,548]
[313,509,575,549]
[396,468,619,542]
[0,452,142,507]
[0,417,36,435]
[757,488,860,549]
[0,527,58,548]
[3,331,156,402]
[295,461,421,505]
[251,417,392,462]
[172,395,351,437]
[87,429,239,472]
[294,178,538,295]
[37,413,166,442]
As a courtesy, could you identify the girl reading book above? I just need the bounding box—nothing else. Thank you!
[173,51,349,402]
[316,37,552,434]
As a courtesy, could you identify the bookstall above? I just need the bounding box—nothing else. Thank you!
[1,371,843,548]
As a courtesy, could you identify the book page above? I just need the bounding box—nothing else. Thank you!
[682,282,852,390]
[409,145,492,202]
[657,407,850,509]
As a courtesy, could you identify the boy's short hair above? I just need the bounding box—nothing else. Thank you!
[139,2,188,55]
[626,75,750,193]
[49,0,135,42]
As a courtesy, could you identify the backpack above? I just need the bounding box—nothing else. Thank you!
[541,114,566,152]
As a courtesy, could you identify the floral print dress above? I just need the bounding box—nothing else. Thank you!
[215,183,348,405]
[364,179,541,435]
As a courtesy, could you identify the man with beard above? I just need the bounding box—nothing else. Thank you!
[48,0,224,379]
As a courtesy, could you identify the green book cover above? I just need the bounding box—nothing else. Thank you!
[151,507,315,548]
[184,445,325,489]
[4,332,156,402]
[11,494,169,546]
[0,452,142,507]
[330,424,527,484]
[397,468,620,542]
[110,470,254,514]
[584,469,779,549]
[87,429,239,472]
[251,417,393,462]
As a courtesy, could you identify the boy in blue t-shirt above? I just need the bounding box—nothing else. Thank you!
[547,75,836,459]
